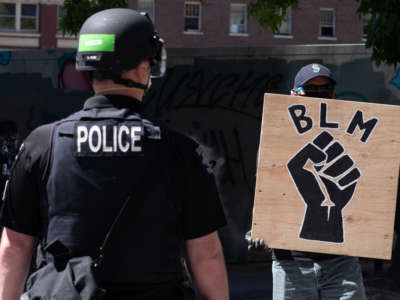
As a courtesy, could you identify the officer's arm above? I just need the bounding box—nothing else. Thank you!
[0,227,35,300]
[186,231,229,300]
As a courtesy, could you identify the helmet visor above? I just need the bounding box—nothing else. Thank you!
[150,44,167,78]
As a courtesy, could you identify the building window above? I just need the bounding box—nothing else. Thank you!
[230,4,247,34]
[20,4,37,30]
[320,8,335,37]
[57,5,66,33]
[138,0,155,23]
[0,3,15,30]
[276,8,291,35]
[0,2,38,32]
[362,13,371,39]
[184,1,201,32]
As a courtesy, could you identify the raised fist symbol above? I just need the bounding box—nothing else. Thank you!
[287,131,361,243]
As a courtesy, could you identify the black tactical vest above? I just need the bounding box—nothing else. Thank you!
[45,95,184,283]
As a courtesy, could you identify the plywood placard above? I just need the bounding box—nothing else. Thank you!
[252,93,400,259]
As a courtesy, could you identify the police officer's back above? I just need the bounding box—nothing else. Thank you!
[0,9,229,300]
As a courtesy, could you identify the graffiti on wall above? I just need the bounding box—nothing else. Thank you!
[0,51,399,262]
[390,68,400,89]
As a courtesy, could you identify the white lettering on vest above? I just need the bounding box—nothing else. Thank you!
[88,126,102,152]
[102,125,113,152]
[113,126,117,152]
[77,126,88,152]
[118,125,130,152]
[131,126,142,152]
[76,124,143,154]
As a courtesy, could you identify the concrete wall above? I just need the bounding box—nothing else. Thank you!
[0,44,399,261]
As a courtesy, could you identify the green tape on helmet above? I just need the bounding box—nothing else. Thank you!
[78,34,115,52]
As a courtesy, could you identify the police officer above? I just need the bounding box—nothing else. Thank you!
[0,9,229,300]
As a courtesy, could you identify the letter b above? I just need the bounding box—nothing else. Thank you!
[288,105,313,134]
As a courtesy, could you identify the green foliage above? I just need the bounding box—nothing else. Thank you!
[59,0,127,36]
[248,0,298,33]
[357,0,400,67]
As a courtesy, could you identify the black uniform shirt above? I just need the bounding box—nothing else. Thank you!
[0,95,226,287]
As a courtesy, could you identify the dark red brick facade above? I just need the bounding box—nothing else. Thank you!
[40,4,58,49]
[0,1,365,50]
[129,0,364,48]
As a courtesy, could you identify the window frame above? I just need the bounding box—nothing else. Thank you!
[137,0,155,24]
[184,1,202,33]
[0,3,16,31]
[362,13,371,41]
[319,8,336,38]
[274,7,292,38]
[229,3,248,36]
[0,2,38,32]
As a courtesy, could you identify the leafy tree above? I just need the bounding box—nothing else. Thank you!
[357,0,400,67]
[249,0,400,67]
[59,0,127,36]
[248,0,298,33]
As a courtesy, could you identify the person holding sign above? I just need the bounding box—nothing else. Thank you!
[271,63,367,300]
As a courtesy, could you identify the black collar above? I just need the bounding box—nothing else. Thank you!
[83,94,143,113]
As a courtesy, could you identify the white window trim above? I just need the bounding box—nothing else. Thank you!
[362,13,371,42]
[229,33,248,37]
[183,31,203,35]
[0,31,39,36]
[275,7,291,36]
[0,0,38,3]
[274,34,293,39]
[0,2,39,32]
[319,8,335,38]
[0,32,40,47]
[184,1,202,33]
[0,0,63,3]
[56,4,75,37]
[230,3,247,35]
[137,0,155,23]
[57,36,77,49]
[318,36,337,41]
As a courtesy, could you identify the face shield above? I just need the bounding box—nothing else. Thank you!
[140,12,167,78]
[150,40,167,78]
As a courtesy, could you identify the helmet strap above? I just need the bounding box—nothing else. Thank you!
[111,77,148,90]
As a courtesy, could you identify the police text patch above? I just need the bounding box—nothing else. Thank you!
[74,121,143,156]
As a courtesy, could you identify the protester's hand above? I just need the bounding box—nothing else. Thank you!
[247,237,270,252]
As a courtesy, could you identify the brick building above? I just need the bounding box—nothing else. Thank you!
[0,0,369,50]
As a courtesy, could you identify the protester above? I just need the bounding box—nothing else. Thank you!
[271,63,367,300]
[0,9,228,300]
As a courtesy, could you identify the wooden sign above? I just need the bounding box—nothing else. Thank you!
[252,93,400,259]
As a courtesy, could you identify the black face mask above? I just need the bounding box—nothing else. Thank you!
[303,84,334,98]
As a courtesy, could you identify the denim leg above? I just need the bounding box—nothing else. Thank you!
[272,260,319,300]
[318,256,367,300]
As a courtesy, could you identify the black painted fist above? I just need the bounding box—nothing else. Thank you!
[287,131,360,243]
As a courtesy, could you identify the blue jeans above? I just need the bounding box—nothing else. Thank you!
[272,256,367,300]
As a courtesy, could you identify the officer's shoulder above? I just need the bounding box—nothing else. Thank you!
[25,123,53,144]
[24,123,54,156]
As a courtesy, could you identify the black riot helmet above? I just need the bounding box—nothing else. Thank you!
[76,8,166,89]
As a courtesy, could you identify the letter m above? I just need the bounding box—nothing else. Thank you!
[346,110,378,143]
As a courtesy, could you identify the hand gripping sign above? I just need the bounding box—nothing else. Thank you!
[252,93,400,259]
